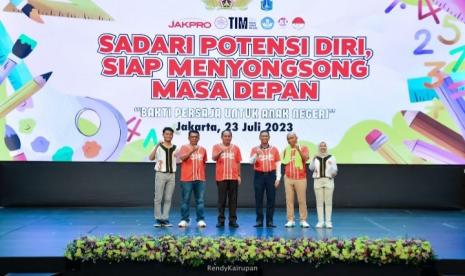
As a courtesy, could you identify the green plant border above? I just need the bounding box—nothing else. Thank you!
[65,235,434,267]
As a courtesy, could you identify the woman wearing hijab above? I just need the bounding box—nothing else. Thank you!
[309,142,337,228]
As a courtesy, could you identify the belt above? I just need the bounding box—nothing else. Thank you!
[255,171,275,175]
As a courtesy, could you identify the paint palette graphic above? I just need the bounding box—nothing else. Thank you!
[10,89,129,161]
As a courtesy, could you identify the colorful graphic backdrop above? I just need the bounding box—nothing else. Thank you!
[1,0,465,164]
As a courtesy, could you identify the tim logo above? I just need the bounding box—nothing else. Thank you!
[228,17,257,29]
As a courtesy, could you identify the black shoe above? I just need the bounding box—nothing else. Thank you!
[161,220,173,227]
[254,223,263,227]
[266,223,276,228]
[216,222,225,228]
[153,219,163,228]
[229,222,239,228]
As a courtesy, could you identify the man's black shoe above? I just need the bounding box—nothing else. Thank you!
[229,222,239,228]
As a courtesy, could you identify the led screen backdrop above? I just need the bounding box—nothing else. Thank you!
[1,0,465,164]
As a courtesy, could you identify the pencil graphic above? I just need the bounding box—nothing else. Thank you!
[401,110,465,159]
[4,124,27,161]
[365,129,407,164]
[0,34,37,85]
[10,0,44,23]
[404,140,465,164]
[432,0,465,23]
[0,72,52,118]
[435,76,465,140]
[4,0,113,21]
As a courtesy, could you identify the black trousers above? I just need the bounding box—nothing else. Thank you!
[254,171,276,224]
[217,180,238,223]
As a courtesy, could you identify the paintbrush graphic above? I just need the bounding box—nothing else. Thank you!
[11,0,44,23]
[4,124,27,161]
[0,34,37,85]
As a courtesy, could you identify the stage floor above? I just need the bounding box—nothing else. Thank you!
[0,207,464,261]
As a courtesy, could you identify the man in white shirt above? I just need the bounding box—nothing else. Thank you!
[149,127,179,227]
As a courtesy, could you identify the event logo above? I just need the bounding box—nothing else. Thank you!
[214,17,228,29]
[292,17,305,30]
[202,0,252,10]
[261,0,273,11]
[228,17,257,29]
[278,17,288,27]
[168,19,212,29]
[261,17,274,30]
[220,0,233,8]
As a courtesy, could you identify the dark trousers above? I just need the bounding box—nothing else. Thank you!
[217,180,238,223]
[254,171,276,224]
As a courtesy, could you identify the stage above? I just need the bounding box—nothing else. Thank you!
[0,207,464,275]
